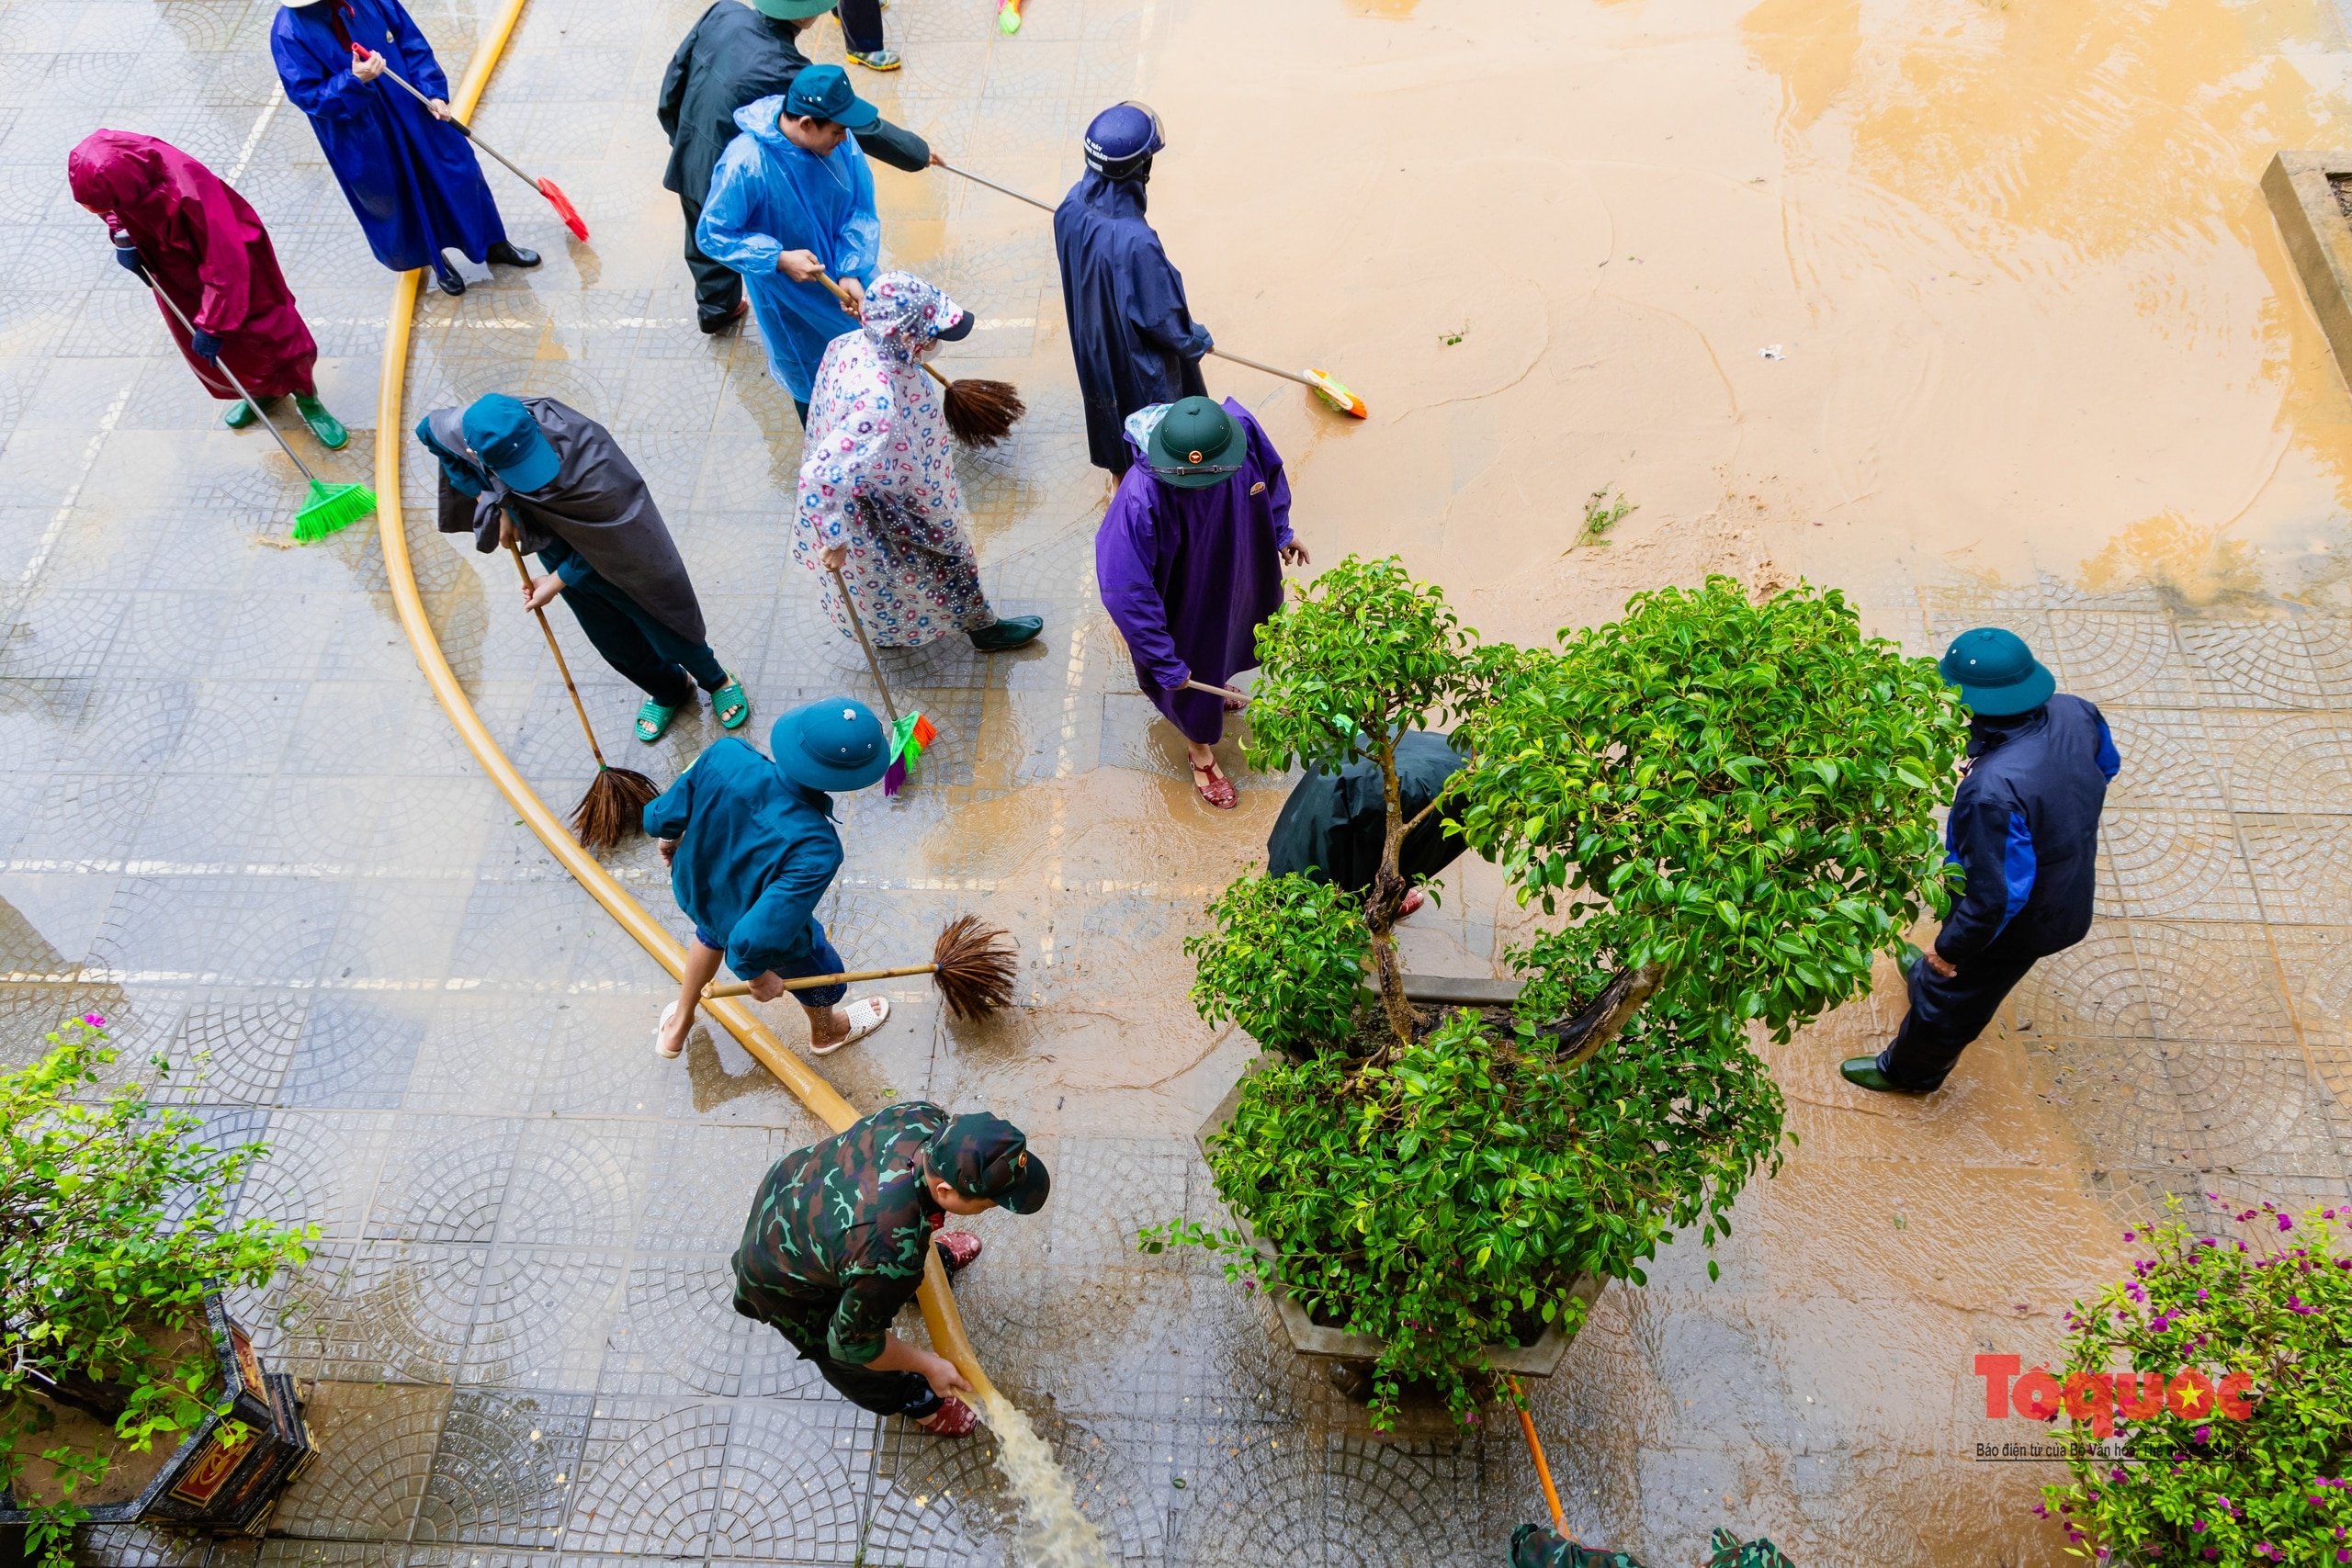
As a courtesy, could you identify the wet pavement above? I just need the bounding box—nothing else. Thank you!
[9,0,2352,1563]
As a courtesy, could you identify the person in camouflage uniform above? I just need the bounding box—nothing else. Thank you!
[733,1102,1049,1437]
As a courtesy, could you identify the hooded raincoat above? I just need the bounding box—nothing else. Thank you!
[1054,169,1210,474]
[795,274,992,649]
[1095,399,1291,744]
[1266,731,1471,894]
[641,729,843,983]
[656,1,926,326]
[67,131,319,401]
[416,397,707,646]
[270,0,508,273]
[696,96,880,402]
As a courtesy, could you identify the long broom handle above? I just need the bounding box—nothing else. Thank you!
[1184,678,1248,702]
[368,53,542,188]
[706,962,937,1000]
[1207,347,1322,393]
[506,541,615,772]
[829,564,903,730]
[132,264,321,485]
[933,159,1057,215]
[921,169,1336,395]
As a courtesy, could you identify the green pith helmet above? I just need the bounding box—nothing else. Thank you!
[1147,395,1243,490]
[752,0,838,18]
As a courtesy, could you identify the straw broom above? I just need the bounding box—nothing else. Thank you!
[506,543,661,851]
[703,915,1018,1020]
[814,270,1024,446]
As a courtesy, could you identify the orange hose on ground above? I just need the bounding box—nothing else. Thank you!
[373,0,994,1402]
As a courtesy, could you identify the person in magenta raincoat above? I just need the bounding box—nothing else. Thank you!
[1095,395,1306,810]
[270,0,539,297]
[67,130,347,449]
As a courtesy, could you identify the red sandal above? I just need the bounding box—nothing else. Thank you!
[916,1395,980,1437]
[934,1231,982,1272]
[1192,759,1238,810]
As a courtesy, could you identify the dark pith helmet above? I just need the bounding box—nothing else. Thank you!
[1083,101,1164,179]
[1938,626,2056,716]
[1146,396,1243,491]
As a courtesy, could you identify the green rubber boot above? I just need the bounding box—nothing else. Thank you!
[294,394,348,450]
[222,397,279,430]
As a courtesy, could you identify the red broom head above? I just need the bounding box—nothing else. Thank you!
[538,177,589,243]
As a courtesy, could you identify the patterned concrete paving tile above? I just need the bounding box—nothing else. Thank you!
[273,1380,453,1542]
[460,1247,628,1393]
[146,986,309,1105]
[558,1396,733,1557]
[242,1240,485,1385]
[2122,920,2301,1044]
[2098,706,2230,811]
[413,1387,592,1551]
[283,993,430,1110]
[1163,1420,1327,1567]
[2174,618,2333,709]
[2097,808,2262,921]
[2238,817,2352,926]
[711,1399,877,1562]
[230,1108,396,1240]
[953,1266,1193,1420]
[399,996,558,1118]
[2156,1040,2348,1178]
[2203,709,2352,815]
[71,1523,213,1567]
[365,1116,527,1244]
[602,1249,783,1401]
[494,1118,657,1247]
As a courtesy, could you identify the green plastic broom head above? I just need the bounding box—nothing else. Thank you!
[293,479,378,543]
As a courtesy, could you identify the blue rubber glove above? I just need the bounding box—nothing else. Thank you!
[188,328,221,362]
[112,243,149,283]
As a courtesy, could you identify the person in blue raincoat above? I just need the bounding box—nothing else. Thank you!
[1054,102,1213,476]
[696,65,881,423]
[271,0,540,297]
[646,700,897,1062]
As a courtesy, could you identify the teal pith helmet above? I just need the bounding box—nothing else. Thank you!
[1937,626,2056,716]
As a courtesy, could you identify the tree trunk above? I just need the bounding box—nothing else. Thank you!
[1363,733,1417,1048]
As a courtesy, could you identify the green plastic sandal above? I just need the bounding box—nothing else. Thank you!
[713,673,750,730]
[636,697,680,743]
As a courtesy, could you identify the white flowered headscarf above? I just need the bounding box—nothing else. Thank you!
[858,271,967,365]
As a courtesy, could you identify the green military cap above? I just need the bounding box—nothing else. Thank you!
[928,1111,1050,1214]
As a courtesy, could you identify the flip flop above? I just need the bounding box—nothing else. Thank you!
[653,999,686,1059]
[1192,760,1238,810]
[808,995,889,1056]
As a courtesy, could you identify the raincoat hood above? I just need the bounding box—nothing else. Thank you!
[860,272,967,365]
[734,93,798,148]
[69,130,266,252]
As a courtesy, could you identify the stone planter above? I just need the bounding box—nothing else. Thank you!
[2,1295,317,1536]
[1195,1044,1600,1407]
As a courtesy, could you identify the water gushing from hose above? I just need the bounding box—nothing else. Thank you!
[978,1390,1113,1567]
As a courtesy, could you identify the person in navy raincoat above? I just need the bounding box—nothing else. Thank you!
[1055,102,1213,476]
[645,700,896,1062]
[1844,627,2120,1095]
[696,66,881,421]
[271,0,539,297]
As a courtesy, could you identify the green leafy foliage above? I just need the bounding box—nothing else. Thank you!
[1184,872,1370,1057]
[1244,555,1480,786]
[1569,486,1636,551]
[1141,1008,1782,1426]
[2,1019,315,1564]
[1454,576,1969,1044]
[2040,1199,2352,1565]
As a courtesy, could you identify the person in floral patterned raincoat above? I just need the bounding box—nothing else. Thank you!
[792,272,1046,651]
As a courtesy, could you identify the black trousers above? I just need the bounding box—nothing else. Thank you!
[678,192,742,332]
[772,1324,938,1418]
[1877,939,2045,1091]
[548,557,727,707]
[837,0,885,53]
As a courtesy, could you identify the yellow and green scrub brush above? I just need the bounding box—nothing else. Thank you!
[127,239,376,542]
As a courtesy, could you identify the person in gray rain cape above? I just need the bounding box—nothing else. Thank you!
[414,394,750,744]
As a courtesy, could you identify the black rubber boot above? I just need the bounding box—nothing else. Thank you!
[968,615,1044,652]
[487,241,540,268]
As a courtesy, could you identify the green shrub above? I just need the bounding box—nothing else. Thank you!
[2,1018,315,1565]
[2038,1198,2352,1565]
[1183,871,1369,1057]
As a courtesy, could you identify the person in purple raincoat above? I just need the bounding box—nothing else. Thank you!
[1095,395,1307,810]
[271,0,539,297]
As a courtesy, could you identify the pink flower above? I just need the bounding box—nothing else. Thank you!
[80,1012,105,1027]
[2280,1215,2296,1233]
[2193,1425,2211,1443]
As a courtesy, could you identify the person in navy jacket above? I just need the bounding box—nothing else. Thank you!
[1844,627,2120,1094]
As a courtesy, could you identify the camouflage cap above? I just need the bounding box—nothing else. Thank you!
[927,1112,1050,1214]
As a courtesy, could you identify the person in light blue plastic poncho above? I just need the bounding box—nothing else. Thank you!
[695,63,881,423]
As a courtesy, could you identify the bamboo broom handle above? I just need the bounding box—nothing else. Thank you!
[508,541,614,771]
[1184,678,1248,702]
[1208,347,1321,392]
[706,962,939,1000]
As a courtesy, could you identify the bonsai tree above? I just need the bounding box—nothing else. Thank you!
[1186,556,1483,1051]
[2,1017,314,1565]
[1157,571,1969,1426]
[2035,1198,2352,1565]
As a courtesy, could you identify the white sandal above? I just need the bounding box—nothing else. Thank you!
[654,999,686,1060]
[809,995,889,1056]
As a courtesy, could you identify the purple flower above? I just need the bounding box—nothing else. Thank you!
[2337,1553,2349,1566]
[2111,1468,2128,1483]
[80,1011,104,1027]
[2281,1215,2296,1233]
[2195,1289,2209,1300]
[2194,1426,2211,1443]
[2124,1231,2137,1241]
[2199,1238,2220,1248]
[2193,1521,2209,1534]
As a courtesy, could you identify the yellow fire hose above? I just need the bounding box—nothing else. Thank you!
[375,0,995,1403]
